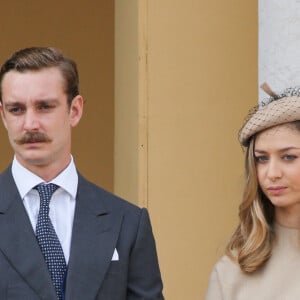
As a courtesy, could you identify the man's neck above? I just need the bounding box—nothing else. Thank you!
[15,156,71,182]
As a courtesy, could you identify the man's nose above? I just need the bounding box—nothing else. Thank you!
[23,109,39,131]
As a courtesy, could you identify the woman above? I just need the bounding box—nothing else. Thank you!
[206,84,300,299]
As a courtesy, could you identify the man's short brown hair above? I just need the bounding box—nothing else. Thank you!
[0,47,79,106]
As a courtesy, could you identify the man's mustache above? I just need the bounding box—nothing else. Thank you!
[14,132,52,145]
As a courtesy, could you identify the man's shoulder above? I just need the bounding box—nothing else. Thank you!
[0,165,13,184]
[77,172,142,214]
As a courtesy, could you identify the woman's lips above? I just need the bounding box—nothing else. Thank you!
[267,186,287,196]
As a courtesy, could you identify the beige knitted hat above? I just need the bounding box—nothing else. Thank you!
[239,83,300,146]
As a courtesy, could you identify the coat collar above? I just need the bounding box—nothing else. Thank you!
[0,168,124,300]
[0,166,57,299]
[65,174,123,299]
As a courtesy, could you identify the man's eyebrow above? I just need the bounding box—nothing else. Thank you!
[35,98,59,104]
[4,101,25,108]
[4,99,59,106]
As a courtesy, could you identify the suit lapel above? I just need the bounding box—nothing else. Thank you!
[0,167,57,300]
[65,175,123,300]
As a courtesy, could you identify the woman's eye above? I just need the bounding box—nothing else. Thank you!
[283,154,297,161]
[255,156,268,163]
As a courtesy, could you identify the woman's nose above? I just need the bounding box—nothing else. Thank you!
[267,159,282,181]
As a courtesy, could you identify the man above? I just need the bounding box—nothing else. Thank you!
[0,47,164,300]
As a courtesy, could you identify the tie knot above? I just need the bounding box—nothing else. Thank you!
[35,183,59,201]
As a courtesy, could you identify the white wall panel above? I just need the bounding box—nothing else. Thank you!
[259,0,300,101]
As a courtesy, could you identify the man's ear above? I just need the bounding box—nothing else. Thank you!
[0,102,8,129]
[69,95,83,127]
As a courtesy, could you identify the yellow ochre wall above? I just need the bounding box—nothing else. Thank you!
[0,1,258,299]
[0,1,114,191]
[115,1,258,299]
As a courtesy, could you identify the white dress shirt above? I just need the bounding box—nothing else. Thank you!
[11,156,78,264]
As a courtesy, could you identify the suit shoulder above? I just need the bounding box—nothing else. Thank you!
[78,174,143,214]
[0,166,12,182]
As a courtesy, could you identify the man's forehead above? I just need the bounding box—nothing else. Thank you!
[1,68,66,104]
[1,68,65,90]
[2,67,63,79]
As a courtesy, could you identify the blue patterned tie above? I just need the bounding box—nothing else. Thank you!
[35,183,67,300]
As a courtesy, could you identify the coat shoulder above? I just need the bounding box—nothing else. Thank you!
[78,173,143,215]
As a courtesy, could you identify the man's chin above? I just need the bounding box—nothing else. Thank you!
[16,155,50,168]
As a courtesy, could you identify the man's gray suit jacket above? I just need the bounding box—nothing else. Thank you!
[0,166,164,299]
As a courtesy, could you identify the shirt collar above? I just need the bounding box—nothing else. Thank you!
[12,156,78,199]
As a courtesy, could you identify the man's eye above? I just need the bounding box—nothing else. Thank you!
[8,107,24,114]
[38,104,53,110]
